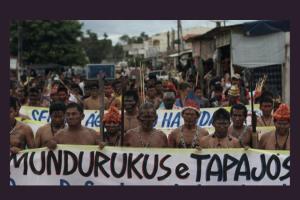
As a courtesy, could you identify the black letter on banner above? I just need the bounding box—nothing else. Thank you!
[85,181,94,186]
[175,163,190,179]
[157,155,171,181]
[110,153,127,178]
[47,150,62,175]
[190,154,211,182]
[206,154,222,181]
[280,156,290,181]
[10,178,16,186]
[266,155,281,180]
[223,154,239,181]
[10,152,28,175]
[127,153,143,179]
[63,151,78,175]
[94,152,110,178]
[78,151,94,177]
[142,154,159,179]
[234,154,251,181]
[60,179,70,186]
[251,154,266,181]
[29,151,46,175]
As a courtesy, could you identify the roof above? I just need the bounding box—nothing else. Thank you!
[185,20,290,42]
[186,24,243,42]
[243,20,290,36]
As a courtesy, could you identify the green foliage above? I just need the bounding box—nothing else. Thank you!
[119,32,149,45]
[10,20,88,66]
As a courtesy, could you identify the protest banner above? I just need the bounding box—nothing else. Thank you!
[10,145,290,186]
[20,105,261,130]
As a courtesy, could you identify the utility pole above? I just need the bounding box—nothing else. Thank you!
[177,20,182,67]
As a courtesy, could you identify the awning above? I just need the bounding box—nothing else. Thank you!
[168,49,192,58]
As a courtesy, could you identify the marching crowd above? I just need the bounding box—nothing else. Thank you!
[9,68,290,154]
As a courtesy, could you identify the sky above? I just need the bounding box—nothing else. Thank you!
[81,20,257,45]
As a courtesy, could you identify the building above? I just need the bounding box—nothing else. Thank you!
[186,20,290,104]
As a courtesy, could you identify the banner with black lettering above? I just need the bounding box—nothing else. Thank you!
[20,105,261,130]
[10,146,290,186]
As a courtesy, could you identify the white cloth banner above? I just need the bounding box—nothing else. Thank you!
[10,146,290,186]
[20,105,261,130]
[231,32,285,68]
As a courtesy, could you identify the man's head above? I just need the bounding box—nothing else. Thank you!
[162,91,176,109]
[89,83,99,98]
[178,82,191,97]
[259,96,273,117]
[146,84,157,99]
[155,80,163,94]
[113,80,122,95]
[194,87,203,98]
[10,96,18,123]
[57,87,69,103]
[84,84,91,98]
[16,87,26,102]
[104,81,114,97]
[231,73,241,86]
[65,103,84,127]
[49,102,66,127]
[214,84,223,100]
[103,106,121,135]
[28,87,41,106]
[124,90,139,113]
[212,108,231,137]
[181,100,200,127]
[138,102,157,130]
[70,84,83,96]
[273,104,290,135]
[230,103,248,127]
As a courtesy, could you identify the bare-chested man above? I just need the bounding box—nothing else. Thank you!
[83,83,107,110]
[228,103,256,148]
[124,90,140,132]
[46,103,100,149]
[200,108,241,148]
[10,97,35,153]
[35,102,66,148]
[259,104,290,150]
[124,102,168,148]
[257,96,274,127]
[103,106,121,146]
[104,81,116,110]
[168,100,209,148]
[57,87,70,105]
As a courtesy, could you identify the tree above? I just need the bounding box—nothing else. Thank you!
[112,43,124,61]
[10,20,88,66]
[119,34,131,45]
[119,32,149,45]
[103,32,108,40]
[140,32,149,41]
[81,30,114,63]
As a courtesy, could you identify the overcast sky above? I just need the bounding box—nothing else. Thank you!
[81,20,257,45]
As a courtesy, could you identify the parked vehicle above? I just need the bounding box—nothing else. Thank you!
[147,70,168,81]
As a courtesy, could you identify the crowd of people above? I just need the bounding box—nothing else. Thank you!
[9,67,290,154]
